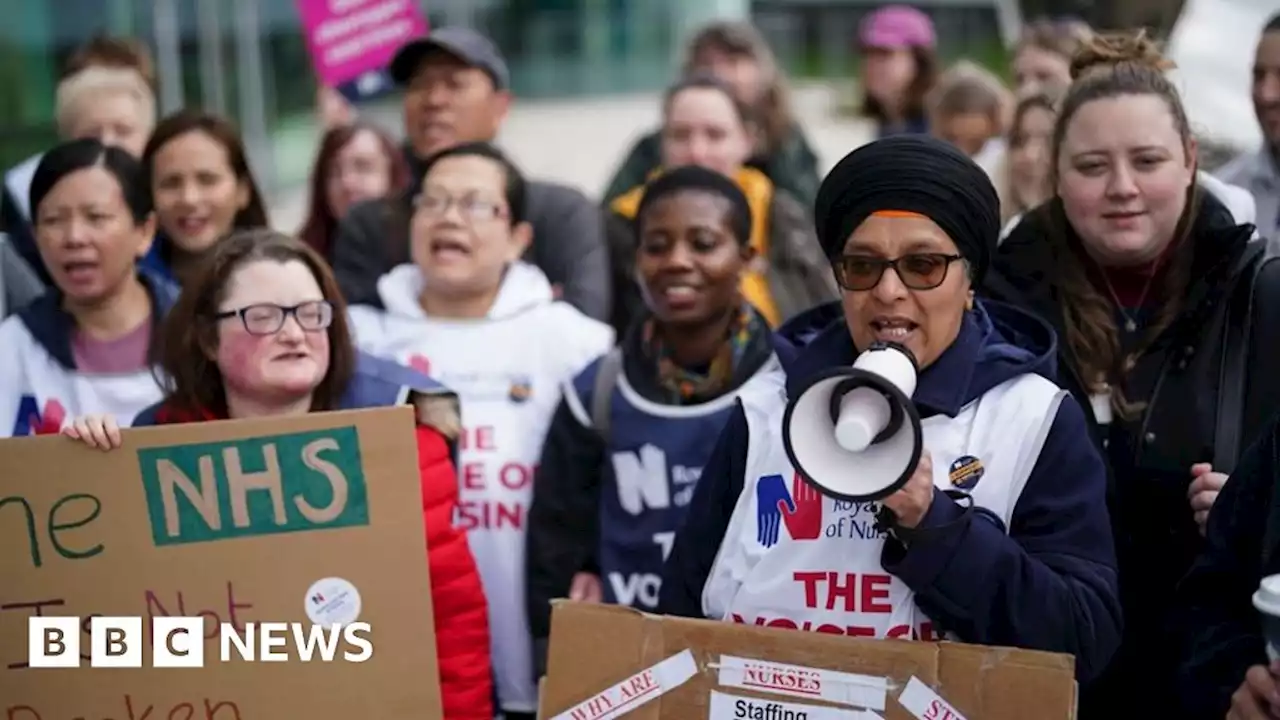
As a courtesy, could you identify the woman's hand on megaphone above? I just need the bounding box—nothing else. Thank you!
[881,449,936,529]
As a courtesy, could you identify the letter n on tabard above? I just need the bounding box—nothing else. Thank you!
[135,426,370,546]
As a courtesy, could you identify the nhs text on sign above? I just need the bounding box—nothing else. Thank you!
[27,616,373,668]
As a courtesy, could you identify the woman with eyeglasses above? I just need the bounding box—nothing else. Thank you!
[346,142,613,720]
[657,135,1121,684]
[61,228,496,720]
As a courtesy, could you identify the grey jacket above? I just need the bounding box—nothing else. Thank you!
[331,180,611,321]
[0,234,42,319]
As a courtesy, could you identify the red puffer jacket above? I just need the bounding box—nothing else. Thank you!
[133,404,493,718]
[415,424,494,719]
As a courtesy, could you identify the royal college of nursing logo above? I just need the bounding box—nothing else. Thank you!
[755,472,824,548]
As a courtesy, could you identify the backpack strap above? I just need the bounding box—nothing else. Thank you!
[590,348,624,444]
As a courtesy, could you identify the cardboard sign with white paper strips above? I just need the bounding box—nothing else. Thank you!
[549,649,697,720]
[717,655,888,711]
[707,690,870,720]
[897,676,968,720]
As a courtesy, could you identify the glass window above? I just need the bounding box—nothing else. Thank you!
[0,0,147,169]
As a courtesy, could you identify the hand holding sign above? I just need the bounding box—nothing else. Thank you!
[62,414,123,451]
[569,572,602,603]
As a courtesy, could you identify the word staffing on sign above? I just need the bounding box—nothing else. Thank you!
[28,616,374,668]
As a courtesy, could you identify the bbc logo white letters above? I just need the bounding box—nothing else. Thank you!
[27,617,79,668]
[153,617,205,667]
[29,616,205,668]
[91,617,142,667]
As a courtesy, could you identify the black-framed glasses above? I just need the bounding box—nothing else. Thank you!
[214,301,334,336]
[833,253,964,291]
[413,191,507,222]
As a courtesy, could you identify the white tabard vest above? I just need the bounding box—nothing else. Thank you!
[702,365,1066,641]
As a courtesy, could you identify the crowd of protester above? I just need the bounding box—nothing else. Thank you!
[6,5,1280,719]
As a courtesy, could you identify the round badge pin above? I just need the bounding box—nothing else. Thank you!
[304,577,362,627]
[948,455,985,491]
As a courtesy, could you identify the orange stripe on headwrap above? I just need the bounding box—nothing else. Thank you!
[871,210,928,219]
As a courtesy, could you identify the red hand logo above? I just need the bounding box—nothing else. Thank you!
[31,399,66,435]
[779,472,823,540]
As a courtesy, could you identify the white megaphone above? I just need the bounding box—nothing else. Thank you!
[782,341,923,502]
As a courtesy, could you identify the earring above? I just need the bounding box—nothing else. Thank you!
[965,294,975,311]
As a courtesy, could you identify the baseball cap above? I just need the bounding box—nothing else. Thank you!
[859,6,937,50]
[389,27,510,90]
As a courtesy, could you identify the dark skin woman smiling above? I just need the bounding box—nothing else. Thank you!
[526,166,777,677]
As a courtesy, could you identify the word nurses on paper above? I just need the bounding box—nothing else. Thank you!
[28,616,373,668]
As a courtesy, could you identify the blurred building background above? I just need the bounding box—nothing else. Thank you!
[0,0,1267,229]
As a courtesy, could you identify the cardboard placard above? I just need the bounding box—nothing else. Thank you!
[0,407,442,719]
[540,602,1076,720]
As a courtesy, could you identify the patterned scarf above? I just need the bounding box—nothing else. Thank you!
[642,304,768,403]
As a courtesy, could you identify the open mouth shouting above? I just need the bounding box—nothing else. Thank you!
[870,315,919,343]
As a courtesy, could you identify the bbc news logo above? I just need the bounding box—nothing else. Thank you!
[27,617,373,668]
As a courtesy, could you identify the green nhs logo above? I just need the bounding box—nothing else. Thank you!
[137,427,370,546]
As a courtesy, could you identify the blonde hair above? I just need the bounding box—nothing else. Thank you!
[927,60,1013,131]
[55,66,156,139]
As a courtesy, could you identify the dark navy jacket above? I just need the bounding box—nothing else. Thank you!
[657,299,1123,682]
[526,323,777,677]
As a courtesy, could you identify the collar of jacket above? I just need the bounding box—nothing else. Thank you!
[17,268,179,370]
[994,189,1255,328]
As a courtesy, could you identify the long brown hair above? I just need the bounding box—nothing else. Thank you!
[998,87,1064,220]
[156,228,355,417]
[142,109,270,234]
[1045,31,1200,419]
[298,121,410,259]
[682,21,796,156]
[860,45,939,127]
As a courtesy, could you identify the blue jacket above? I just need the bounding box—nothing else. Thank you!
[17,268,178,369]
[657,299,1122,682]
[132,350,454,426]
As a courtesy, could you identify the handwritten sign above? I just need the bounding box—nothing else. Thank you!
[295,0,428,87]
[0,407,442,718]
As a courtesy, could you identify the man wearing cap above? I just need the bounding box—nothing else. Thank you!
[330,27,611,322]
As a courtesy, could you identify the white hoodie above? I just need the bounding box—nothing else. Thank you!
[348,261,613,713]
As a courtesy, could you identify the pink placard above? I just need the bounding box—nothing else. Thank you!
[295,0,429,87]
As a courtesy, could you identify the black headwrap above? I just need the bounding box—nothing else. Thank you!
[636,165,753,246]
[813,135,1000,283]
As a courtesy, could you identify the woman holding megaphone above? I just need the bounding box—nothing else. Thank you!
[657,134,1122,683]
